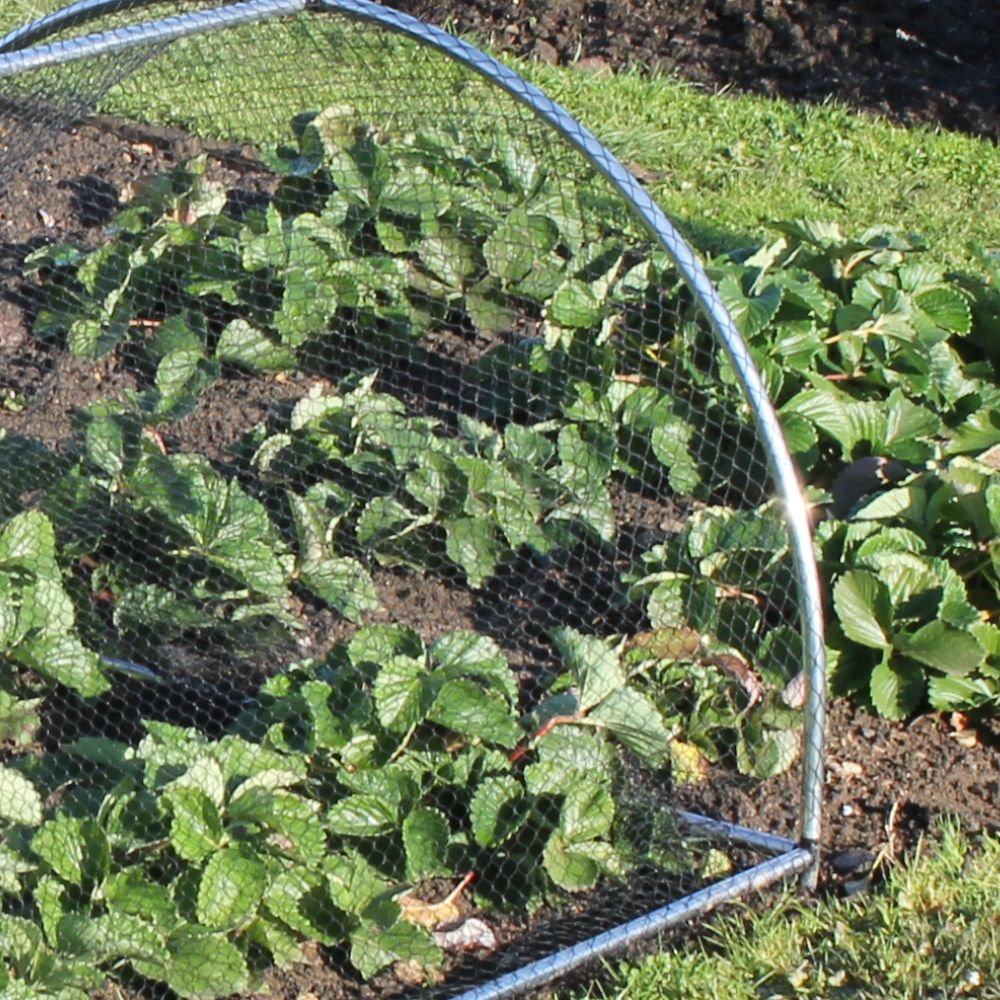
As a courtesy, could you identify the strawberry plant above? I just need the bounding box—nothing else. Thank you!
[0,625,696,998]
[701,221,1000,718]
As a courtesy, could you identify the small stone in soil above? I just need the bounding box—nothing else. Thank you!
[829,847,875,875]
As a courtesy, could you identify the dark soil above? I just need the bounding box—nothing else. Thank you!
[0,32,997,995]
[392,0,1000,142]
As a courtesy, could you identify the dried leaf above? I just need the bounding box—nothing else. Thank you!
[948,711,979,748]
[397,872,475,931]
[707,651,766,707]
[781,670,808,709]
[669,739,709,784]
[432,917,498,952]
[392,960,444,986]
[828,758,864,779]
[951,729,979,749]
[624,626,704,660]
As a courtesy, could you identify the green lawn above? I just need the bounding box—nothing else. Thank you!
[518,60,999,266]
[575,821,1000,1000]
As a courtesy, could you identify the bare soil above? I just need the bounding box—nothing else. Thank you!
[392,0,1000,142]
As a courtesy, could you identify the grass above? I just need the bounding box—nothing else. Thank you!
[0,3,997,267]
[575,820,1000,1000]
[517,60,1000,265]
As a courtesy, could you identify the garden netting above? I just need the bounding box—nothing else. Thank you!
[0,2,824,997]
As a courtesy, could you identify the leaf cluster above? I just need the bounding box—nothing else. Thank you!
[706,222,1000,717]
[0,625,690,997]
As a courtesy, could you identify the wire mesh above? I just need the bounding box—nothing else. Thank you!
[0,2,825,997]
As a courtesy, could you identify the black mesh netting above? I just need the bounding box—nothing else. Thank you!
[0,3,822,998]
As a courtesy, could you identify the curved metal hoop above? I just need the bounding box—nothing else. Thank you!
[0,2,827,993]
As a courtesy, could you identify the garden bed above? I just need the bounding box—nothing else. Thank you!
[0,55,997,995]
[0,105,798,998]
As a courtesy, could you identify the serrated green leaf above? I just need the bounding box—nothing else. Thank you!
[167,756,226,809]
[196,847,268,930]
[402,807,450,881]
[31,816,109,888]
[430,631,517,701]
[469,775,528,847]
[896,621,984,675]
[0,842,34,895]
[542,831,599,892]
[0,767,42,826]
[105,870,180,929]
[418,230,478,287]
[736,729,800,778]
[854,485,922,521]
[300,556,380,623]
[927,673,998,711]
[551,628,625,712]
[718,273,783,338]
[78,400,142,481]
[350,918,441,980]
[165,788,223,862]
[547,278,604,328]
[324,849,391,915]
[590,687,674,767]
[151,926,248,1000]
[327,794,398,837]
[0,509,57,569]
[0,913,43,967]
[58,912,164,963]
[914,285,972,334]
[483,209,559,284]
[349,623,424,666]
[428,678,522,748]
[650,418,701,494]
[34,874,64,947]
[560,778,614,842]
[870,656,925,720]
[14,634,111,698]
[444,516,500,588]
[832,571,891,649]
[264,866,347,944]
[373,655,428,732]
[524,729,613,795]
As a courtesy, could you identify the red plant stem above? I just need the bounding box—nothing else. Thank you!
[442,870,477,905]
[508,714,579,763]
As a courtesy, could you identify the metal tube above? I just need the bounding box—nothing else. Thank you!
[313,0,826,886]
[0,0,305,77]
[449,847,814,1000]
[0,0,173,54]
[676,810,798,855]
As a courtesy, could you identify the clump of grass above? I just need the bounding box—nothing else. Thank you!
[580,819,1000,999]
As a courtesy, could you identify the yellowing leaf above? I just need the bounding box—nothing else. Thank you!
[669,739,709,784]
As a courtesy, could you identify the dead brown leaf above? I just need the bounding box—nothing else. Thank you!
[397,872,475,931]
[781,670,808,709]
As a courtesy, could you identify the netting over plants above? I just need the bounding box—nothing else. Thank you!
[0,2,825,997]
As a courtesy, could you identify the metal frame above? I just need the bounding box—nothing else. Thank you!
[0,1,827,993]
